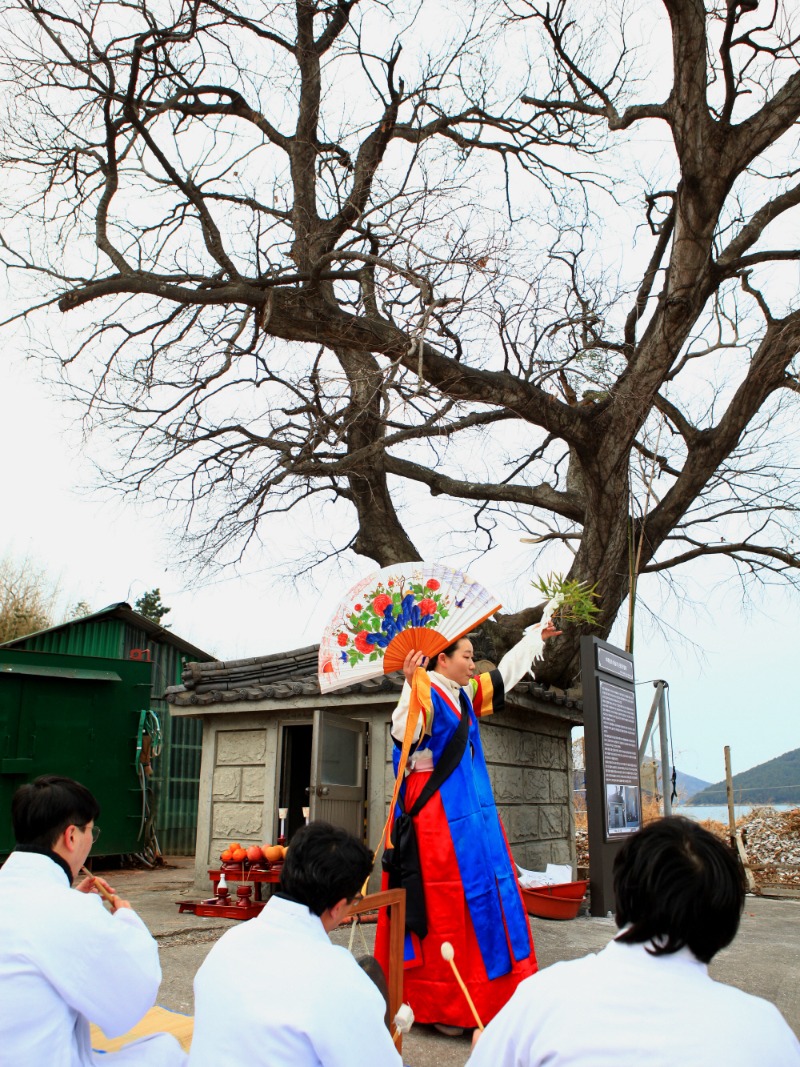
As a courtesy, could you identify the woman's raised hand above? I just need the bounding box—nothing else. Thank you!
[402,649,429,684]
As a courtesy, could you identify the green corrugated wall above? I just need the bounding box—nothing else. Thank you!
[18,617,124,659]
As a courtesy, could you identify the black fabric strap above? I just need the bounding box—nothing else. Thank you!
[382,686,474,940]
[487,668,505,713]
[404,688,471,817]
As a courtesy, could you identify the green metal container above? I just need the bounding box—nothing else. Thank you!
[0,648,153,856]
[1,603,210,855]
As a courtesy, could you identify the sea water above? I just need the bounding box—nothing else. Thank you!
[673,802,796,823]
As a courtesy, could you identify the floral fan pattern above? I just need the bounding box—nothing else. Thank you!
[318,561,502,693]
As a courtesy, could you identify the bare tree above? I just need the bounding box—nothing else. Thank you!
[1,0,799,686]
[0,555,58,643]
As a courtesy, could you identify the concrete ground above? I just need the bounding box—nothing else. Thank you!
[102,857,800,1066]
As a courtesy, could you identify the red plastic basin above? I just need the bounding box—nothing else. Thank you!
[520,880,588,920]
[526,879,588,900]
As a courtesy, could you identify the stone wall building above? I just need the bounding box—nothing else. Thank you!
[166,645,581,891]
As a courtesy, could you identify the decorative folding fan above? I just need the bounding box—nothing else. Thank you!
[318,561,502,693]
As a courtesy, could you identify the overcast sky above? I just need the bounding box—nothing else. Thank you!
[1,1,798,791]
[2,343,797,787]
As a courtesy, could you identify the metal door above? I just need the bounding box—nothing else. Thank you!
[0,650,150,855]
[309,710,366,840]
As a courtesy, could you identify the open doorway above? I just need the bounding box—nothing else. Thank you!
[309,711,368,841]
[278,723,312,843]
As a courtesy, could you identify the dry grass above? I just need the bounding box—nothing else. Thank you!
[779,808,800,836]
[573,790,587,831]
[697,817,730,838]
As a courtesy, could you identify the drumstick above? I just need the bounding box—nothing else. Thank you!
[392,1003,414,1044]
[80,867,115,905]
[440,941,484,1031]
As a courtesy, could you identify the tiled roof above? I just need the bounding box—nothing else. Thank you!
[165,644,582,715]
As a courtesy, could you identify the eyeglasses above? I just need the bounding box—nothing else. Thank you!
[81,824,101,843]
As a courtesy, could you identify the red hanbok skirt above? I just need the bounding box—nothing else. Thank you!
[375,769,537,1028]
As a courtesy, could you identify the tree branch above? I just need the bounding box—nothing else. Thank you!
[384,454,586,522]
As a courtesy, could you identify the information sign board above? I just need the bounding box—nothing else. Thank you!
[599,681,641,838]
[596,646,634,682]
[580,637,642,915]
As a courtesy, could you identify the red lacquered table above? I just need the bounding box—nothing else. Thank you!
[176,865,283,919]
[206,865,282,901]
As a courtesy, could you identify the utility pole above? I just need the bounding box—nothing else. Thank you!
[638,680,671,816]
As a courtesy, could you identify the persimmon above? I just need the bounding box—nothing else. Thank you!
[231,847,247,862]
[229,841,241,852]
[220,848,233,863]
[264,845,284,864]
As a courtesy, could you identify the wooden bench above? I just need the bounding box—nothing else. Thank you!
[91,1005,194,1054]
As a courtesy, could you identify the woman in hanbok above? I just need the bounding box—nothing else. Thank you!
[375,623,559,1034]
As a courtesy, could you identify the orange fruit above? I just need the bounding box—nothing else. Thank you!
[220,848,232,863]
[231,847,247,862]
[264,845,283,864]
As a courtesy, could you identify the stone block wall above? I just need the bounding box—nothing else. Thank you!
[483,708,575,872]
[206,725,276,865]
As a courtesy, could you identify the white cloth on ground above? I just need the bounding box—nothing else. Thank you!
[0,849,185,1067]
[466,936,800,1067]
[189,894,402,1067]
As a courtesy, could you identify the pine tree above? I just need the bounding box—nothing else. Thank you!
[134,588,171,627]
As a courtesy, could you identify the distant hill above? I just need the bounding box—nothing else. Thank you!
[637,762,711,801]
[691,748,800,806]
[674,769,713,800]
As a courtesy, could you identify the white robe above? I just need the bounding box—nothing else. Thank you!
[189,895,402,1067]
[0,850,186,1067]
[466,937,800,1067]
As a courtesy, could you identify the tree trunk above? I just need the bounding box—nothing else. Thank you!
[336,347,420,565]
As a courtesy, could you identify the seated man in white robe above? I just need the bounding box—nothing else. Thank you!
[189,821,402,1067]
[0,775,186,1067]
[468,816,800,1067]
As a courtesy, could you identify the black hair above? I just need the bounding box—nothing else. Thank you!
[279,821,373,916]
[426,637,472,672]
[614,816,744,963]
[11,775,100,849]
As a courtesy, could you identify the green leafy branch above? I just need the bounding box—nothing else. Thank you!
[532,573,601,627]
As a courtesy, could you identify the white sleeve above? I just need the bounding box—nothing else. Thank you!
[43,896,161,1036]
[495,625,547,693]
[466,983,540,1067]
[756,1004,800,1064]
[313,962,402,1067]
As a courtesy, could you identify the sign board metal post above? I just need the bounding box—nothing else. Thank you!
[580,636,642,917]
